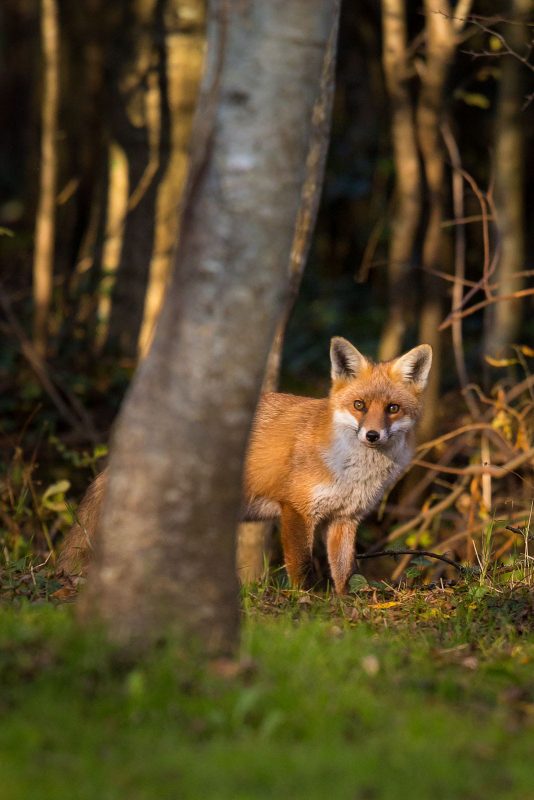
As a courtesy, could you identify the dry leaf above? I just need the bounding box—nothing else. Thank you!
[209,657,257,680]
[361,655,380,676]
[297,595,313,606]
[484,355,518,368]
[51,586,77,601]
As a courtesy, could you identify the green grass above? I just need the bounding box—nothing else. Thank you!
[1,584,534,800]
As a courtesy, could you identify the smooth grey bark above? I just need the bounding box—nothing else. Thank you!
[238,9,340,582]
[80,0,340,653]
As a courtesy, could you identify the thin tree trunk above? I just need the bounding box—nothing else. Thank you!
[62,0,108,315]
[94,141,130,352]
[483,0,529,359]
[237,7,339,583]
[441,119,479,419]
[138,0,206,357]
[378,0,421,361]
[33,0,59,356]
[104,0,168,359]
[80,0,340,654]
[416,0,471,439]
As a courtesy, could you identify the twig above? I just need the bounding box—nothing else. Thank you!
[439,288,534,331]
[396,376,533,515]
[373,478,469,550]
[414,447,534,480]
[505,524,532,537]
[357,214,385,283]
[417,422,513,457]
[356,548,465,573]
[434,9,534,69]
[0,283,98,439]
[433,511,530,555]
[441,214,495,228]
[441,119,479,419]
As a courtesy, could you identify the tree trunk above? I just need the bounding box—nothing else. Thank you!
[483,0,529,360]
[33,0,59,356]
[138,0,206,357]
[104,0,206,361]
[378,0,421,361]
[237,5,339,583]
[94,141,130,352]
[80,0,340,654]
[416,0,471,439]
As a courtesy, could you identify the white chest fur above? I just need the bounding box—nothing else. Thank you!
[311,412,413,521]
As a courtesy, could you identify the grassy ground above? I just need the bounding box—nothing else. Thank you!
[1,579,534,800]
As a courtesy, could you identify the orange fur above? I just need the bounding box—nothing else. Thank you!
[244,338,432,593]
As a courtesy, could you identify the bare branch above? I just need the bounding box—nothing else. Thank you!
[414,448,534,480]
[356,549,465,573]
[439,287,534,330]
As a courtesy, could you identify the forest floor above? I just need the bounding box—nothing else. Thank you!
[1,575,534,799]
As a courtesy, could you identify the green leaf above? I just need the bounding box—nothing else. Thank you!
[405,566,422,579]
[410,556,433,567]
[349,574,368,592]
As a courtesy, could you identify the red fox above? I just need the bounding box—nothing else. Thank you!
[58,337,431,594]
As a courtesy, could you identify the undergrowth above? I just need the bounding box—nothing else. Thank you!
[0,578,534,800]
[0,376,532,798]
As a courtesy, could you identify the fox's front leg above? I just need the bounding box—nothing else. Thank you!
[327,519,358,594]
[280,504,315,589]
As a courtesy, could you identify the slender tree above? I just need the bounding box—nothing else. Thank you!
[416,0,472,438]
[378,0,421,362]
[33,0,59,356]
[138,0,206,357]
[483,0,530,359]
[80,0,340,653]
[101,0,165,357]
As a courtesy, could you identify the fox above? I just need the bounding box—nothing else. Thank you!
[57,337,432,594]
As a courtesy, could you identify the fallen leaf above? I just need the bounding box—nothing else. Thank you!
[297,595,313,606]
[361,655,380,676]
[369,601,401,609]
[51,586,77,601]
[329,625,344,638]
[461,656,479,670]
[209,657,257,680]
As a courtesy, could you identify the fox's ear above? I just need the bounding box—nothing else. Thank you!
[391,344,432,389]
[330,337,368,381]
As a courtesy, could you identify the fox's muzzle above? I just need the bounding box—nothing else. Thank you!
[365,430,380,444]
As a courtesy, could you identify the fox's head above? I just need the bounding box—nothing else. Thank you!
[329,337,432,448]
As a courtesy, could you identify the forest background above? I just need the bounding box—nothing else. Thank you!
[0,0,533,588]
[0,2,534,798]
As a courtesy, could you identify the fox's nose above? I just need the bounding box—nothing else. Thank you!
[366,430,380,443]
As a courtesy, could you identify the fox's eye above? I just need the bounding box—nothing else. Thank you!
[354,400,365,411]
[386,403,400,414]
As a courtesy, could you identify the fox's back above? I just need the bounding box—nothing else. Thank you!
[244,393,331,510]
